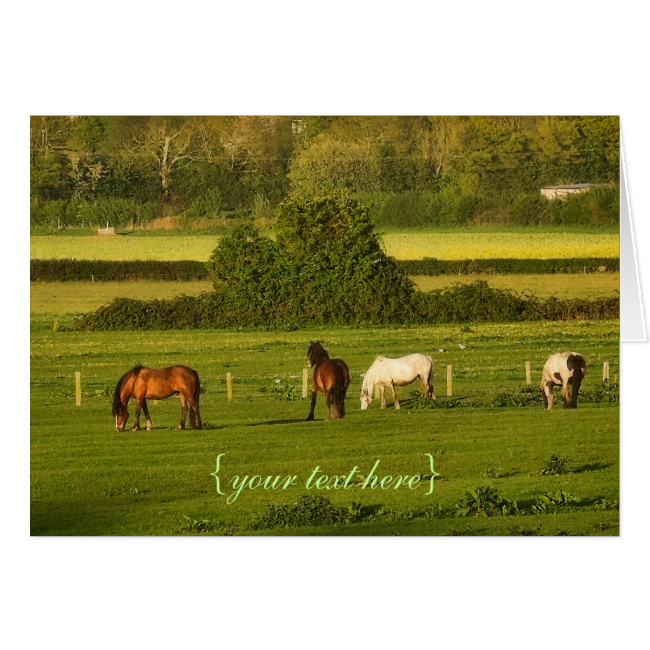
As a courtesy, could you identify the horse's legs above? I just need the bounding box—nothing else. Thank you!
[141,399,153,430]
[132,397,143,431]
[379,385,387,409]
[390,381,400,409]
[187,395,202,429]
[177,394,188,430]
[325,391,332,420]
[306,391,317,421]
[562,381,571,409]
[544,382,555,410]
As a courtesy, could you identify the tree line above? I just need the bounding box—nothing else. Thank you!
[30,116,620,228]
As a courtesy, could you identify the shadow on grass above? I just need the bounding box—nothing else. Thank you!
[573,462,611,473]
[247,418,311,427]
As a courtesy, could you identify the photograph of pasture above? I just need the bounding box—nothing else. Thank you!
[30,116,620,536]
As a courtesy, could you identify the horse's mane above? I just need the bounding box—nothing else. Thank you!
[112,365,144,415]
[308,341,330,365]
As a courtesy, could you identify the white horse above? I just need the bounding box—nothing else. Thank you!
[541,351,587,410]
[360,354,435,410]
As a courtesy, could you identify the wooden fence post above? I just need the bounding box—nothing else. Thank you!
[91,274,94,283]
[447,365,452,397]
[525,361,531,386]
[53,317,58,332]
[603,362,609,383]
[302,368,308,399]
[226,372,233,401]
[75,372,81,406]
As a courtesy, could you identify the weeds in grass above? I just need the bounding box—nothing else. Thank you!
[531,490,579,514]
[253,495,354,529]
[482,467,504,479]
[453,486,518,518]
[174,516,213,534]
[490,385,540,408]
[591,499,619,511]
[449,525,476,536]
[541,453,569,476]
[511,525,543,536]
[270,385,301,401]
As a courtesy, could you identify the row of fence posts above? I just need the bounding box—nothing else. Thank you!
[70,361,613,405]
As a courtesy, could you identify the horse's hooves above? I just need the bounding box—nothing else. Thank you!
[146,425,152,430]
[395,404,401,410]
[176,425,185,430]
[131,426,140,432]
[305,415,314,422]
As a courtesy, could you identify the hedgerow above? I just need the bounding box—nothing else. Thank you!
[31,257,619,282]
[30,259,208,282]
[397,257,619,276]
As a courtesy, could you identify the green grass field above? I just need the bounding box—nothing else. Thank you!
[30,232,620,261]
[30,322,619,536]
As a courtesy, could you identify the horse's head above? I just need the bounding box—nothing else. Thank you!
[307,341,327,368]
[360,388,371,410]
[114,403,129,432]
[112,376,130,431]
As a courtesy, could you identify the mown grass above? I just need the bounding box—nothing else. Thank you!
[30,232,620,262]
[31,322,619,536]
[412,273,620,300]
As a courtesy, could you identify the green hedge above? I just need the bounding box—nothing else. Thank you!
[399,257,620,275]
[70,281,619,332]
[30,259,208,282]
[31,257,620,282]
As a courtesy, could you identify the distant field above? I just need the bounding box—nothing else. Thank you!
[30,232,620,262]
[412,273,620,300]
[30,280,213,317]
[382,233,619,261]
[30,236,221,261]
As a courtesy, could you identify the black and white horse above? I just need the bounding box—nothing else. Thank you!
[541,352,587,410]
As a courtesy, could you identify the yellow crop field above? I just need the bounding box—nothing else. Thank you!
[30,232,619,261]
[30,236,222,261]
[411,273,620,300]
[381,233,619,260]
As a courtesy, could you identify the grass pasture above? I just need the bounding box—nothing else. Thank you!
[30,232,620,262]
[30,322,619,536]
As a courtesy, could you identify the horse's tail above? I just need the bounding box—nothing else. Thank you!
[427,356,436,400]
[191,369,202,427]
[567,354,586,409]
[192,369,201,404]
[330,364,347,419]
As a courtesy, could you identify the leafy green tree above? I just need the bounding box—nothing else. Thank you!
[207,194,415,324]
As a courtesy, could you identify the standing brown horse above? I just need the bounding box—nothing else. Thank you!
[112,365,202,431]
[306,341,349,421]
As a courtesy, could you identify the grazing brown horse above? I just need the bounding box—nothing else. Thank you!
[306,341,349,421]
[112,365,202,431]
